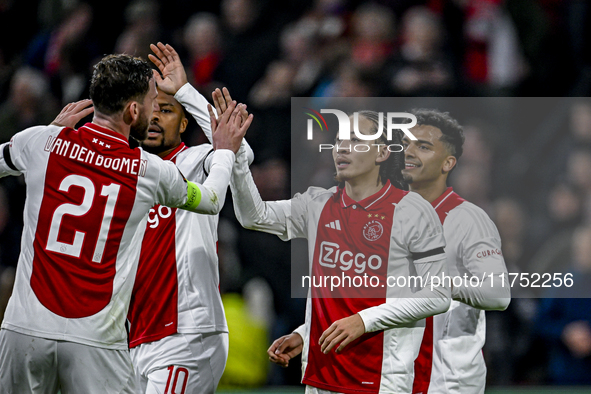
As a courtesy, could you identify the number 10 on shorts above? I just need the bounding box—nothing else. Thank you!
[165,365,189,394]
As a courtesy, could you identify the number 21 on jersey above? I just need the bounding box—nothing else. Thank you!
[46,174,121,263]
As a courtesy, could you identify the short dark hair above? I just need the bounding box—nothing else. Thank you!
[89,54,153,115]
[410,109,464,160]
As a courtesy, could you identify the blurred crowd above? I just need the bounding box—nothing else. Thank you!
[1,0,591,388]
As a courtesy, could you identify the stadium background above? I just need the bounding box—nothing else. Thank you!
[0,0,591,390]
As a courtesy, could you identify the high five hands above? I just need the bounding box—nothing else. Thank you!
[209,101,252,154]
[149,42,188,95]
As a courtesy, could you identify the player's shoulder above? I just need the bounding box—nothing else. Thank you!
[13,124,62,144]
[305,185,337,198]
[446,200,498,237]
[293,185,336,205]
[447,200,491,223]
[7,125,65,160]
[399,191,437,215]
[394,191,441,230]
[177,144,213,164]
[183,144,213,156]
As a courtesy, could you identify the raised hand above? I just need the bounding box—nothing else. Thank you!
[267,333,304,368]
[149,42,188,95]
[51,99,94,128]
[212,87,249,126]
[209,101,253,154]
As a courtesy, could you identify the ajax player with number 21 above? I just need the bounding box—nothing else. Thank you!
[229,110,452,394]
[0,54,246,394]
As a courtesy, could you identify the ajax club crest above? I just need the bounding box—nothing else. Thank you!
[363,220,383,241]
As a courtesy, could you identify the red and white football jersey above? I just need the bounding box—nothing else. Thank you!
[0,123,190,350]
[128,142,227,348]
[413,188,510,394]
[127,83,250,353]
[230,149,451,393]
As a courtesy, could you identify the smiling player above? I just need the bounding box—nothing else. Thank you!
[401,109,510,394]
[228,110,452,393]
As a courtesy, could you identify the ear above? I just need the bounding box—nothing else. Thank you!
[375,145,391,164]
[122,102,135,125]
[124,101,141,126]
[179,117,188,135]
[442,155,457,174]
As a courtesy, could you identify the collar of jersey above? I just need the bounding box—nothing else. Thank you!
[82,123,130,147]
[162,143,187,162]
[340,180,392,210]
[431,186,455,210]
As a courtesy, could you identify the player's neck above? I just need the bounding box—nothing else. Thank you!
[345,177,384,202]
[409,177,447,203]
[92,113,130,140]
[157,144,181,159]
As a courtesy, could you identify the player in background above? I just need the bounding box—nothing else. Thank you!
[0,53,247,394]
[402,109,510,394]
[228,109,452,393]
[127,43,253,394]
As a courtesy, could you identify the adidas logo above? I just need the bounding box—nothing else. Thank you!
[325,220,341,230]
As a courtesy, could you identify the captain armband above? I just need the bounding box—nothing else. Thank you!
[180,181,202,211]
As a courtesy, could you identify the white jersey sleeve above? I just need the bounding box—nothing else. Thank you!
[0,126,59,177]
[149,153,190,209]
[446,202,510,310]
[174,83,254,167]
[293,323,306,339]
[230,148,309,240]
[358,192,451,332]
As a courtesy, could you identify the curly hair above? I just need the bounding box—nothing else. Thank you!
[409,108,465,160]
[89,54,153,115]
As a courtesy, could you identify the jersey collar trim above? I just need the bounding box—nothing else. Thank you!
[340,180,392,210]
[432,187,454,210]
[162,143,187,162]
[83,123,130,146]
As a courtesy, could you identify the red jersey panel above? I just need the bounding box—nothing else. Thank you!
[31,126,140,318]
[128,145,185,347]
[303,183,407,394]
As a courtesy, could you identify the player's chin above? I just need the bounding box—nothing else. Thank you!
[401,172,414,184]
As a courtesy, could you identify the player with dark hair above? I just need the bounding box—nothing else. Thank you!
[338,110,406,191]
[127,43,253,394]
[228,110,452,393]
[402,109,510,394]
[0,53,248,394]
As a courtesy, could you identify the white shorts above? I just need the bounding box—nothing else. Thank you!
[0,329,136,394]
[131,331,229,394]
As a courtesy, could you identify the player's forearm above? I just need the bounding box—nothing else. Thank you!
[179,149,234,214]
[358,257,451,332]
[455,239,511,310]
[175,83,254,165]
[452,273,511,311]
[175,83,213,140]
[230,150,290,236]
